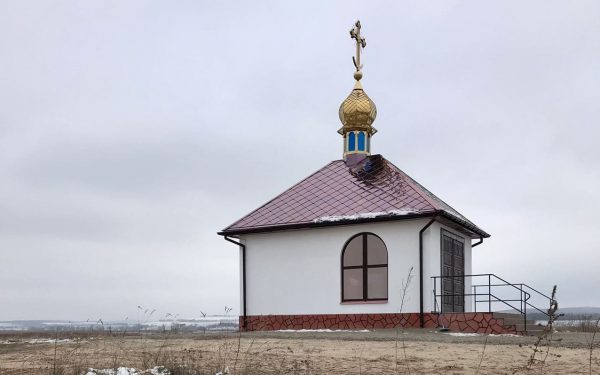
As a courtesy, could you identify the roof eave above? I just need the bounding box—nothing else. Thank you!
[218,209,490,239]
[438,211,491,239]
[218,211,442,236]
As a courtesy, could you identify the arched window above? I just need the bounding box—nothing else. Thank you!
[341,233,388,302]
[348,132,356,151]
[357,131,366,151]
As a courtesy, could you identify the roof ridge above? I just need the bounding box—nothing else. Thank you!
[346,157,433,211]
[385,159,471,222]
[221,160,341,232]
[383,158,441,211]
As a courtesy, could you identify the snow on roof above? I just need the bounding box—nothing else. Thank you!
[313,209,417,223]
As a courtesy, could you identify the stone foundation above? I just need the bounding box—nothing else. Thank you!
[239,312,519,335]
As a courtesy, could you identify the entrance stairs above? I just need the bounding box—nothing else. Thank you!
[492,312,546,335]
[432,273,554,336]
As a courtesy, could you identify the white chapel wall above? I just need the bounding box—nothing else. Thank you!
[238,218,472,316]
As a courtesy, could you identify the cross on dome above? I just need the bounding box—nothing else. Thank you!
[339,20,377,164]
[350,20,366,78]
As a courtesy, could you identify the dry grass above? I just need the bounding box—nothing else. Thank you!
[1,329,600,375]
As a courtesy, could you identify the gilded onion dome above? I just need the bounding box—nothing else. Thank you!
[338,73,377,136]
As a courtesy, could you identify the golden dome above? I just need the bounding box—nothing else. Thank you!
[338,79,377,136]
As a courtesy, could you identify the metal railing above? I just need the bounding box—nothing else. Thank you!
[431,274,552,333]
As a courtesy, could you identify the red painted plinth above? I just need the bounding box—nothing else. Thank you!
[238,313,520,335]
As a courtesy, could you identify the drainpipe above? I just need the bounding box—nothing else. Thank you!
[419,217,437,328]
[472,237,484,247]
[224,236,247,330]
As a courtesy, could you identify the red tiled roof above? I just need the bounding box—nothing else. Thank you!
[220,155,489,238]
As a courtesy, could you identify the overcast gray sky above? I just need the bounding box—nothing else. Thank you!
[1,1,599,321]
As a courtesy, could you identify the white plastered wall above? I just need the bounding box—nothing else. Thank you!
[236,219,474,316]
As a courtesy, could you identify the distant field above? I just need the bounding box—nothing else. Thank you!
[0,328,599,374]
[0,316,239,333]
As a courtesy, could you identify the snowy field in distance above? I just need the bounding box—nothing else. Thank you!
[0,316,238,332]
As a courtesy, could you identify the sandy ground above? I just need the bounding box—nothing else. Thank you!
[1,328,599,374]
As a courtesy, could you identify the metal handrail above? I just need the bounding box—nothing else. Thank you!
[522,283,552,300]
[473,282,552,302]
[437,273,525,295]
[471,283,551,317]
[522,300,550,317]
[431,273,551,334]
[489,292,523,314]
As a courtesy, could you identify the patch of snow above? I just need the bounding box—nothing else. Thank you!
[276,329,370,333]
[535,319,580,327]
[314,210,416,223]
[1,338,73,345]
[28,338,71,344]
[445,332,482,337]
[444,332,523,338]
[85,367,169,375]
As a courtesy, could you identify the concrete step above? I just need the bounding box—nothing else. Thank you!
[492,312,525,320]
[493,312,544,335]
[525,325,546,334]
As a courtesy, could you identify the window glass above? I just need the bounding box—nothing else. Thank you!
[357,132,365,151]
[348,132,356,151]
[367,235,387,265]
[342,232,388,301]
[343,236,363,267]
[367,267,388,299]
[343,269,363,300]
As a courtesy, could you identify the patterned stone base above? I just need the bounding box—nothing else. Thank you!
[240,312,519,335]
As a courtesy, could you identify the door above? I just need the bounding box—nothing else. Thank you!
[441,230,465,313]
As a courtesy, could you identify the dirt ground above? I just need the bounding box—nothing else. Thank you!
[1,328,599,374]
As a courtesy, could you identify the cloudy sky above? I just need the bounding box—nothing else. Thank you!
[1,1,598,321]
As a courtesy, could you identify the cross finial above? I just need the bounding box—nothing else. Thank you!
[349,20,366,79]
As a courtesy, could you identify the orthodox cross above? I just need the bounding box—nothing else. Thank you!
[349,20,366,72]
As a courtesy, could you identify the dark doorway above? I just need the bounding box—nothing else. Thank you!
[441,230,465,313]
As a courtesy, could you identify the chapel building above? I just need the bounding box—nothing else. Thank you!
[219,21,546,335]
